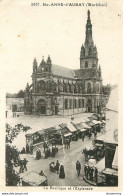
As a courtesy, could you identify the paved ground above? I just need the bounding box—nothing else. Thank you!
[7,110,118,186]
[15,135,96,186]
[6,111,92,151]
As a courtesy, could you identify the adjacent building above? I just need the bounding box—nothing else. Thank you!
[24,10,110,116]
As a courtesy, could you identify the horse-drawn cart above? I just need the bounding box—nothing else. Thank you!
[82,144,104,162]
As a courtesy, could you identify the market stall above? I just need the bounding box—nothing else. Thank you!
[22,171,48,186]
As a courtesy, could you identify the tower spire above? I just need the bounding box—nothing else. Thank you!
[84,10,94,57]
[88,10,90,19]
[80,10,98,69]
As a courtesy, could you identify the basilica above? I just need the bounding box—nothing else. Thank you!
[24,10,110,116]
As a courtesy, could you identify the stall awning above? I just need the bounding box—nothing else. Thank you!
[80,128,87,132]
[81,122,91,129]
[102,168,118,177]
[97,121,102,124]
[71,122,83,130]
[92,120,99,125]
[64,132,72,137]
[35,130,46,136]
[95,143,104,147]
[66,122,77,132]
[22,171,46,186]
[87,121,95,127]
[44,127,57,134]
[59,123,67,129]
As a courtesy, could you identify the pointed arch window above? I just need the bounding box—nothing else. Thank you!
[85,61,88,68]
[37,80,46,92]
[87,83,91,93]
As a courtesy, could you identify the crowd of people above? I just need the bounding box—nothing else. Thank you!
[34,141,58,160]
[84,165,98,183]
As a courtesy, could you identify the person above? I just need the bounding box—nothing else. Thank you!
[81,133,85,142]
[95,167,98,184]
[50,162,56,171]
[43,141,47,152]
[52,138,56,147]
[66,139,69,149]
[30,143,33,155]
[36,149,41,159]
[88,130,92,139]
[26,143,30,154]
[90,167,94,181]
[86,166,89,180]
[94,131,97,139]
[56,160,60,174]
[19,160,23,173]
[67,138,70,149]
[20,147,26,154]
[39,170,46,177]
[47,147,51,157]
[59,164,65,179]
[23,158,28,171]
[44,148,48,159]
[64,139,67,149]
[76,160,81,177]
[76,133,78,141]
[52,146,55,157]
[6,111,8,118]
[84,165,87,178]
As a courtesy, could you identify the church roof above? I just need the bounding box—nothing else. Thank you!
[52,64,75,79]
[74,69,93,79]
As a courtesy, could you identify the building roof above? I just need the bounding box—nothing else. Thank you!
[22,171,46,185]
[52,64,75,79]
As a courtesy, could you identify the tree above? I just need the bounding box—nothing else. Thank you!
[17,90,25,98]
[6,144,20,186]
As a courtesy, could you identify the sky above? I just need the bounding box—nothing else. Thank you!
[0,0,123,93]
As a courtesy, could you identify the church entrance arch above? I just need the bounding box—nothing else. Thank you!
[87,99,92,112]
[37,99,46,115]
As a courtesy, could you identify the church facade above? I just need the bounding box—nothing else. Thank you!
[24,11,110,116]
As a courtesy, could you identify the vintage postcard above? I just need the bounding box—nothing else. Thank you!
[0,0,123,192]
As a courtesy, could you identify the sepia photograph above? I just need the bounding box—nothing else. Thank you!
[1,0,121,190]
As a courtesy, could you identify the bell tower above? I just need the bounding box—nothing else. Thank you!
[80,10,98,69]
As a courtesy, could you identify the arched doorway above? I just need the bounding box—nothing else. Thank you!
[87,99,92,112]
[37,99,46,115]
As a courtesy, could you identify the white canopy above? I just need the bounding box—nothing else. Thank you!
[66,122,77,132]
[97,121,102,124]
[88,159,96,167]
[81,122,91,129]
[92,120,99,125]
[64,132,72,137]
[80,128,87,132]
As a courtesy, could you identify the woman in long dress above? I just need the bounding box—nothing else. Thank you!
[59,164,65,179]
